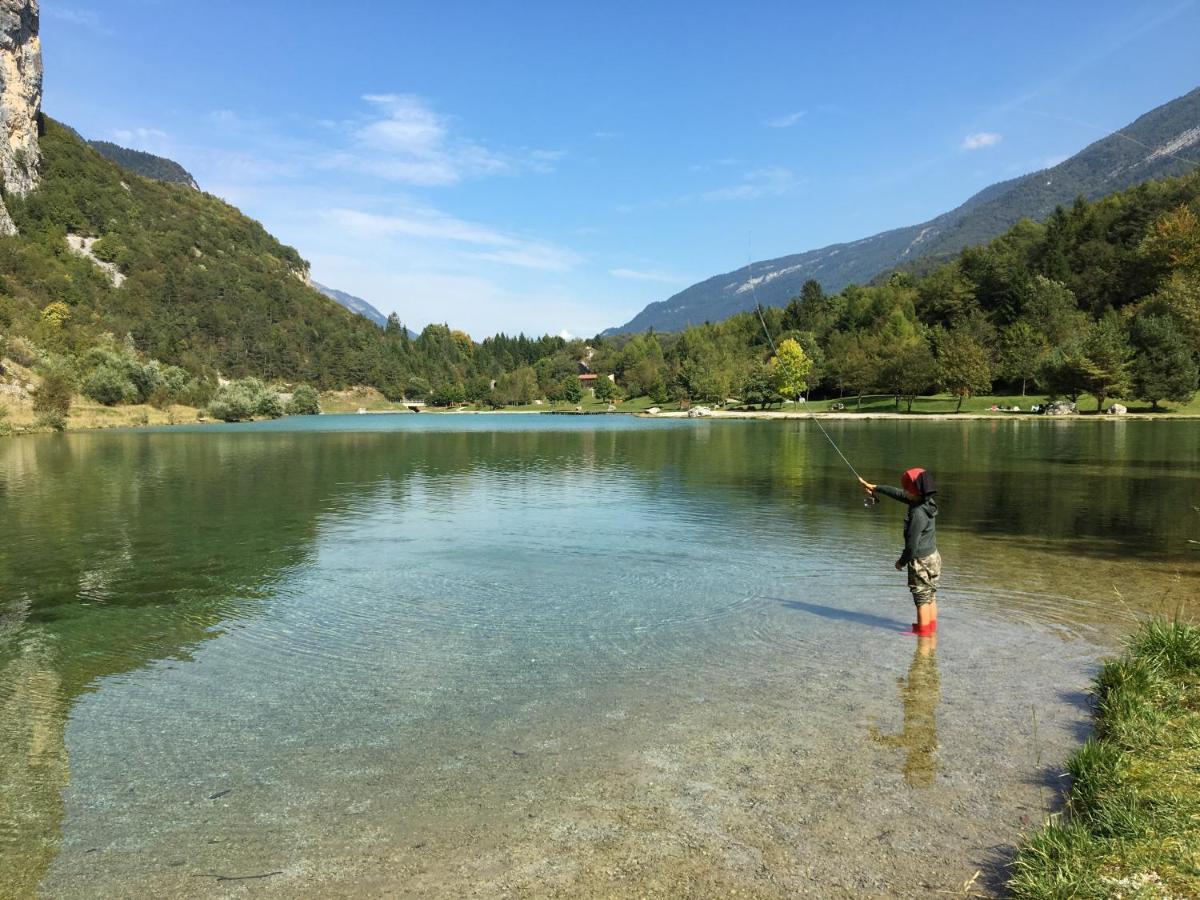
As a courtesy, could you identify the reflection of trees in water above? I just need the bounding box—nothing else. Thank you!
[0,637,68,900]
[870,639,941,787]
[0,432,417,891]
[0,421,1195,887]
[0,427,698,889]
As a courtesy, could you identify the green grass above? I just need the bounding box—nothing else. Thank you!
[747,392,1200,416]
[1008,619,1200,899]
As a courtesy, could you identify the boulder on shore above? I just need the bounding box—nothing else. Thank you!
[1043,400,1077,416]
[687,406,713,418]
[1107,403,1128,415]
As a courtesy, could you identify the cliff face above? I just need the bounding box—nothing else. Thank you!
[0,0,41,235]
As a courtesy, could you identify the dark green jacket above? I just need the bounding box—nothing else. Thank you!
[876,485,938,566]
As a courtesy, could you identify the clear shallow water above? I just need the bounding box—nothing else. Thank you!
[1,415,1198,898]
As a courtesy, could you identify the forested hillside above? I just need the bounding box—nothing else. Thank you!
[0,122,590,415]
[3,120,1199,429]
[88,141,200,190]
[584,168,1200,412]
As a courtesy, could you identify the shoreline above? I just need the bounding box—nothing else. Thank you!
[640,409,1200,421]
[4,403,1199,437]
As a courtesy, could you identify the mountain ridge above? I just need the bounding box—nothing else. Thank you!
[313,281,394,330]
[606,85,1200,335]
[88,140,200,190]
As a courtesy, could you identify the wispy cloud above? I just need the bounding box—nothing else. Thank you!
[343,94,564,185]
[45,6,114,35]
[609,268,685,284]
[961,131,1002,150]
[703,166,798,201]
[353,94,509,186]
[111,127,169,145]
[766,111,806,128]
[328,207,581,272]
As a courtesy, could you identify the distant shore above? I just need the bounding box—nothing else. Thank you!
[639,409,1200,421]
[4,400,1197,437]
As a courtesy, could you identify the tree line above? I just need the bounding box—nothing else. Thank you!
[3,119,1199,422]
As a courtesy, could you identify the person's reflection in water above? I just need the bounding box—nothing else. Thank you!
[869,635,940,786]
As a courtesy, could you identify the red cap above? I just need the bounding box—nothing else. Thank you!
[901,468,925,494]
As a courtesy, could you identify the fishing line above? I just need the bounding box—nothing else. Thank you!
[745,238,871,491]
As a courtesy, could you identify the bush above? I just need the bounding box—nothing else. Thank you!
[0,402,10,436]
[179,375,215,408]
[32,359,75,431]
[148,364,191,408]
[82,364,138,406]
[6,335,39,368]
[207,377,283,422]
[286,384,321,416]
[256,391,283,418]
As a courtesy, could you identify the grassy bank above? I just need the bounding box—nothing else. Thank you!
[1,394,199,434]
[1009,619,1200,898]
[785,392,1200,416]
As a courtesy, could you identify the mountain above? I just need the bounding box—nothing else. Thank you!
[3,116,394,386]
[88,140,200,190]
[313,282,389,328]
[606,86,1200,335]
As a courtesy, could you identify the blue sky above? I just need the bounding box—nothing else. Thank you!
[44,0,1200,338]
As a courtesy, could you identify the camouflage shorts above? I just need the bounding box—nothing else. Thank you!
[907,551,941,606]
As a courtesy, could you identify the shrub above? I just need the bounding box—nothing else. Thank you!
[6,335,39,368]
[0,402,10,436]
[207,377,283,422]
[255,391,283,418]
[148,364,191,408]
[82,364,138,406]
[32,359,75,431]
[286,384,321,416]
[128,359,164,404]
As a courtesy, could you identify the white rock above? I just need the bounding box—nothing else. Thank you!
[0,0,42,236]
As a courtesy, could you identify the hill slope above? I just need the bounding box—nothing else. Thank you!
[88,140,200,190]
[608,86,1200,334]
[0,119,388,386]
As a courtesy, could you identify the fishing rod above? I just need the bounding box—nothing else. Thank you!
[746,247,875,503]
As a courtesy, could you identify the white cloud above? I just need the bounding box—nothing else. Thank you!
[610,268,684,284]
[327,207,581,272]
[111,127,169,145]
[703,166,798,201]
[962,132,1002,150]
[352,94,511,186]
[470,245,581,272]
[45,6,113,34]
[766,111,806,128]
[559,329,573,340]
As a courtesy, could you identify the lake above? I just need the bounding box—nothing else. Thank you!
[2,415,1197,898]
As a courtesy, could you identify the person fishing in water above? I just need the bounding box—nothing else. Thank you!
[857,469,940,636]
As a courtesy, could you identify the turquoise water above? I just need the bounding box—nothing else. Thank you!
[2,415,1197,897]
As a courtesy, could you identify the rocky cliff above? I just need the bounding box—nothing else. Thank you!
[0,0,41,235]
